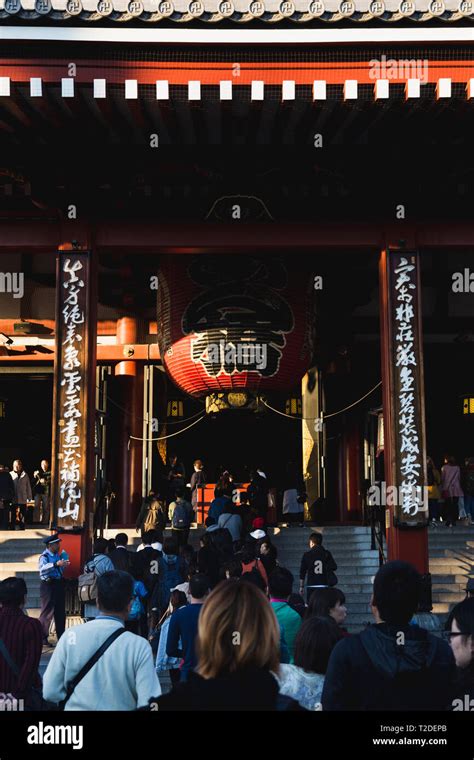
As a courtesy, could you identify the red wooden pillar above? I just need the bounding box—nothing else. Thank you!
[379,249,431,609]
[113,317,144,526]
[337,420,362,523]
[51,245,97,577]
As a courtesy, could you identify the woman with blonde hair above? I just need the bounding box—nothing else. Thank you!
[157,579,303,710]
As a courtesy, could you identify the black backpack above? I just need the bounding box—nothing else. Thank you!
[241,560,266,591]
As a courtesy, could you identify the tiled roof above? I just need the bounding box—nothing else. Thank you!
[0,0,473,23]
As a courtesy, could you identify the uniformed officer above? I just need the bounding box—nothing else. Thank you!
[38,534,70,646]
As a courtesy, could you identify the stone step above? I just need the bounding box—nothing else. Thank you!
[432,583,466,592]
[0,563,44,573]
[429,557,472,567]
[275,548,377,557]
[273,534,375,542]
[324,584,375,594]
[432,603,454,614]
[434,593,467,603]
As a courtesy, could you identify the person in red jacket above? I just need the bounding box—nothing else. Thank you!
[0,577,43,708]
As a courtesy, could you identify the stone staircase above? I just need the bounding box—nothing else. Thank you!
[269,525,474,632]
[269,526,379,632]
[428,526,474,626]
[0,529,50,618]
[1,525,472,634]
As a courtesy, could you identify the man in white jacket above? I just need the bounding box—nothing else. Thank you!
[10,459,32,530]
[43,570,161,711]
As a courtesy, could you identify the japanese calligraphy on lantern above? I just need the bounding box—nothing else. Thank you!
[389,253,428,525]
[53,254,89,525]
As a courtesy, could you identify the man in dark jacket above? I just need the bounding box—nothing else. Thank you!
[167,454,186,504]
[0,465,14,530]
[133,531,162,596]
[299,532,337,603]
[109,533,136,575]
[322,560,456,711]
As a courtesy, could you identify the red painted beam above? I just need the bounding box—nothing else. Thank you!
[0,344,160,363]
[2,58,474,85]
[0,220,473,251]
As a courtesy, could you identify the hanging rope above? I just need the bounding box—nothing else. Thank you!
[128,413,206,449]
[261,399,303,420]
[261,380,382,422]
[96,386,204,425]
[323,381,382,419]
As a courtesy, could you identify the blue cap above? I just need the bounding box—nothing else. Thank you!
[43,533,61,545]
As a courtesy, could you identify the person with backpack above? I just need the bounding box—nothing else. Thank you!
[427,456,442,526]
[43,571,161,711]
[217,501,242,545]
[80,537,115,621]
[207,486,232,525]
[169,487,193,547]
[135,488,157,536]
[299,532,338,603]
[150,536,186,619]
[136,492,166,539]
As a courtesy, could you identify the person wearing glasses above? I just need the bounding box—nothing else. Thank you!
[446,598,474,710]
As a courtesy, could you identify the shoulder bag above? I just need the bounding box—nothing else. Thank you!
[58,627,126,710]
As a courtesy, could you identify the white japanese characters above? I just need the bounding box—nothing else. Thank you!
[393,256,424,517]
[58,258,85,521]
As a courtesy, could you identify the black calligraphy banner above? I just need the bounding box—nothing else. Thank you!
[383,251,428,528]
[52,251,94,528]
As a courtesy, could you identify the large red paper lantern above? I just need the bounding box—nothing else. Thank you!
[157,255,311,398]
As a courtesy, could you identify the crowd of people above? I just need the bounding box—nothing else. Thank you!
[0,454,473,712]
[1,512,474,711]
[0,458,51,529]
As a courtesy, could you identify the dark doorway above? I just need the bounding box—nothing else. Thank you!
[0,371,53,476]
